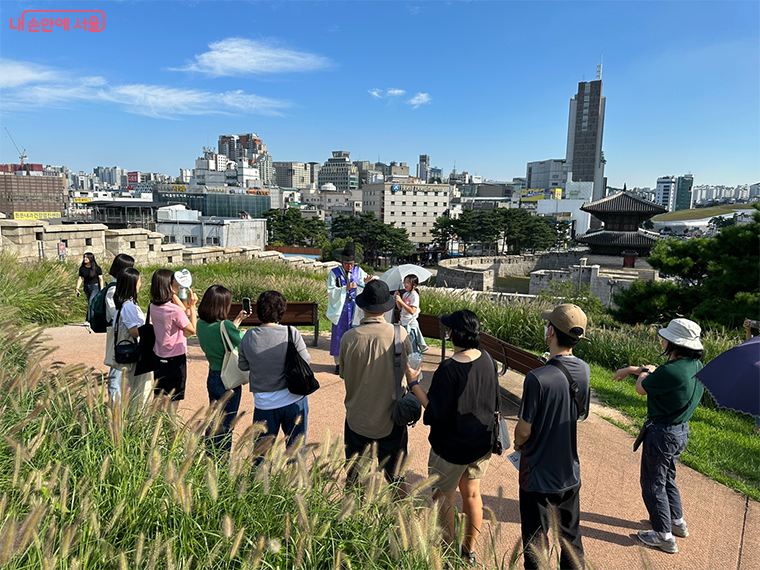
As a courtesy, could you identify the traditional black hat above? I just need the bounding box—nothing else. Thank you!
[355,279,395,313]
[332,241,363,263]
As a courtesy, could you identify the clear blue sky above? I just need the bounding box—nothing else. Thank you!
[1,1,758,188]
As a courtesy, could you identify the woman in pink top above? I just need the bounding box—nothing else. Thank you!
[149,269,197,403]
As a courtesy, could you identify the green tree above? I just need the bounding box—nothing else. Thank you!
[262,208,327,247]
[500,208,532,254]
[431,216,457,250]
[477,210,503,255]
[456,209,479,254]
[523,216,556,251]
[614,205,760,328]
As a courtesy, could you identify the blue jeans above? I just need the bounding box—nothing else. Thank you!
[253,397,308,448]
[640,422,689,533]
[206,369,242,452]
[84,282,100,321]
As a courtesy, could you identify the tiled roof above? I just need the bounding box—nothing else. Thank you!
[581,192,667,215]
[575,229,661,247]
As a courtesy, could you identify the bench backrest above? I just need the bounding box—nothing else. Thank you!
[417,312,544,376]
[228,301,318,327]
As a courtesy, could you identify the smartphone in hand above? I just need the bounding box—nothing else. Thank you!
[242,297,251,314]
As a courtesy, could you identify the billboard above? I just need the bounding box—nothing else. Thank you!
[521,188,562,202]
[127,171,140,184]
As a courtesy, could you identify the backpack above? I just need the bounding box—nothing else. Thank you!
[87,281,116,333]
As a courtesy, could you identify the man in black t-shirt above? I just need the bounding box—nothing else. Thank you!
[514,304,590,570]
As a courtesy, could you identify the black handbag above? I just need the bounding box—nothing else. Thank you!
[284,326,319,396]
[391,325,422,426]
[114,308,140,364]
[134,305,156,376]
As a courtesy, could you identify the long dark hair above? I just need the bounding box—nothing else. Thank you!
[109,253,135,280]
[80,252,101,272]
[150,269,175,305]
[114,268,140,310]
[198,284,232,323]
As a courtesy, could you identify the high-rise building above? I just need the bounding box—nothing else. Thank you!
[655,176,677,211]
[565,78,606,201]
[417,155,430,181]
[218,133,275,185]
[317,151,359,193]
[675,174,694,211]
[0,168,67,220]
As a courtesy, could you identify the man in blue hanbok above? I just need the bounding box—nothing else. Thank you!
[327,242,371,374]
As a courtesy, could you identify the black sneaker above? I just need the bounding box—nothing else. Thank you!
[335,364,340,375]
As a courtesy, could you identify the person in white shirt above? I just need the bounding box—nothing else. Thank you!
[394,274,428,353]
[111,267,152,406]
[103,253,136,402]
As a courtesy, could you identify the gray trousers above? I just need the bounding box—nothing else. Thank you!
[640,422,689,533]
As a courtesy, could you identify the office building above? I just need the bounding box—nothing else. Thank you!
[362,181,451,248]
[217,133,275,185]
[317,151,359,193]
[274,162,311,189]
[655,176,677,212]
[417,155,430,181]
[155,206,267,249]
[566,78,606,201]
[526,159,567,191]
[154,184,271,219]
[675,174,694,211]
[0,168,67,220]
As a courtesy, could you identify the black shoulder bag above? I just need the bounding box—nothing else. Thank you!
[284,326,320,396]
[547,358,589,421]
[113,307,140,364]
[391,324,422,426]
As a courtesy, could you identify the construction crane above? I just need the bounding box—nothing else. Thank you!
[5,128,27,167]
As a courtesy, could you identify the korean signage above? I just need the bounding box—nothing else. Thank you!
[14,211,62,220]
[74,198,92,203]
[9,10,104,32]
[521,188,562,202]
[127,172,140,184]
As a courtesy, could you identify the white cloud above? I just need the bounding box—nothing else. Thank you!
[0,58,64,88]
[368,87,408,99]
[0,59,290,118]
[408,92,432,108]
[175,38,333,76]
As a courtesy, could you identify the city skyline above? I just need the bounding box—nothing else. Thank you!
[1,1,758,188]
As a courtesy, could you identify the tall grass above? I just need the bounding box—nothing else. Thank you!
[0,252,87,326]
[0,309,600,569]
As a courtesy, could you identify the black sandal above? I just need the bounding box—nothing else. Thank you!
[461,549,476,567]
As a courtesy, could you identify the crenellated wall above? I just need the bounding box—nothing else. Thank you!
[0,220,338,274]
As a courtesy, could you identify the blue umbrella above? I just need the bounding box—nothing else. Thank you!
[696,336,760,417]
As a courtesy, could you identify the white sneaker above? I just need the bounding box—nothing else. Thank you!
[637,530,678,553]
[671,520,689,538]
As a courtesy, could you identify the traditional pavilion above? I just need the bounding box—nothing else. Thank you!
[576,191,667,257]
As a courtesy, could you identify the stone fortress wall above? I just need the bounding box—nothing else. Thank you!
[437,250,658,308]
[0,220,338,273]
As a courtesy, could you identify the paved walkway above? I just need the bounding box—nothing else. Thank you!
[44,324,758,570]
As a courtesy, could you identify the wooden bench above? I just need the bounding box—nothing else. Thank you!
[227,301,320,346]
[417,312,545,376]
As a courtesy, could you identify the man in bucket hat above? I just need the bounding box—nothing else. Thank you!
[327,242,372,374]
[613,318,705,554]
[339,279,413,487]
[514,304,591,570]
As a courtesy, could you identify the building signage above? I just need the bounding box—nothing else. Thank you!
[74,197,91,203]
[13,211,62,220]
[171,185,187,192]
[391,183,401,193]
[127,172,140,184]
[521,188,562,202]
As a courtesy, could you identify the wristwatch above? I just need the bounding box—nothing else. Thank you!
[408,380,420,389]
[641,367,652,374]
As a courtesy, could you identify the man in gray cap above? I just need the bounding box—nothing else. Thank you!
[514,304,590,570]
[339,279,413,486]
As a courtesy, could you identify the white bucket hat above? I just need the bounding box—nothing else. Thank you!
[658,318,703,351]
